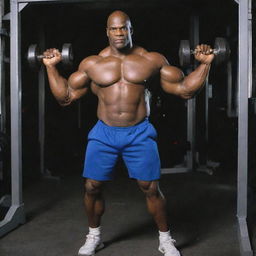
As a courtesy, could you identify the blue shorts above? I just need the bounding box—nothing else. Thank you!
[83,118,161,181]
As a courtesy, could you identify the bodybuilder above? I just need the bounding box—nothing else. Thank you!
[43,10,214,256]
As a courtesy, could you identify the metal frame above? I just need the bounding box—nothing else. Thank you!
[0,2,253,256]
[187,15,199,171]
[162,14,199,175]
[0,0,25,237]
[0,1,6,133]
[38,24,46,176]
[248,0,252,98]
[237,1,252,255]
[227,60,237,117]
[0,0,4,184]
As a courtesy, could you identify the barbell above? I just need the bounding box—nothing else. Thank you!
[179,37,231,67]
[27,43,74,69]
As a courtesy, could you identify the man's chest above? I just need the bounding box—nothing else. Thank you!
[87,55,158,86]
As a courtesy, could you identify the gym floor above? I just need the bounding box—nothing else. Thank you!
[0,163,240,256]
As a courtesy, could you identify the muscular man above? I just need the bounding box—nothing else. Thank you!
[43,10,214,256]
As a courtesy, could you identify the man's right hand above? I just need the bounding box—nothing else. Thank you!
[42,48,62,67]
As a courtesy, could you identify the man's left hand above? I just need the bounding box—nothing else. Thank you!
[194,44,215,65]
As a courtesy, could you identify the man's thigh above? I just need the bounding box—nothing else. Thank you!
[122,128,161,181]
[83,139,119,181]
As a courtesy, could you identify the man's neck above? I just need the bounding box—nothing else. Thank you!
[110,44,133,58]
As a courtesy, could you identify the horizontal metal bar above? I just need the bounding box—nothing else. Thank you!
[17,0,113,3]
[161,167,190,174]
[16,0,162,3]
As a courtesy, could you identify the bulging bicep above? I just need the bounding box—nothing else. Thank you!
[160,65,184,83]
[68,70,90,90]
[160,65,186,96]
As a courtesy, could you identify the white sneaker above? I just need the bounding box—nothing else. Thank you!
[158,237,181,256]
[78,234,104,256]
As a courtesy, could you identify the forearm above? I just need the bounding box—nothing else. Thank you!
[182,63,211,98]
[46,65,70,104]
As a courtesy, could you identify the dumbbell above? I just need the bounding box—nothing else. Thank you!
[27,43,74,69]
[179,37,231,67]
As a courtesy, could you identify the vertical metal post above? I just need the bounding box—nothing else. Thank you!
[237,0,253,255]
[0,0,25,238]
[38,25,45,175]
[247,0,252,98]
[204,75,209,164]
[10,0,22,206]
[226,26,233,117]
[0,0,4,184]
[0,0,6,133]
[227,61,234,117]
[186,15,199,171]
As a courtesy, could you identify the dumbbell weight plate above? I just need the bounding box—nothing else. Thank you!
[62,43,73,66]
[27,44,40,69]
[179,40,191,67]
[214,37,230,65]
[27,43,74,69]
[179,37,231,67]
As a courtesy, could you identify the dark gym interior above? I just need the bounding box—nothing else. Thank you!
[0,0,256,255]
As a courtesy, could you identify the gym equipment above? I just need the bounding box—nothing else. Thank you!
[27,43,73,69]
[179,37,230,67]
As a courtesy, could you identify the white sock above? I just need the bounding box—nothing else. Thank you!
[159,230,171,241]
[89,226,101,236]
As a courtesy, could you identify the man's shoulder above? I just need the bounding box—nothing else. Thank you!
[79,46,110,66]
[98,47,111,57]
[133,46,167,62]
[78,55,102,70]
[132,46,148,55]
[140,49,169,68]
[144,51,167,62]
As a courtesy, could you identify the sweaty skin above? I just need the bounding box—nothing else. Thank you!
[43,10,214,233]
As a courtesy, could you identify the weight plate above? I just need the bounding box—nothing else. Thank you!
[62,43,73,66]
[214,37,230,65]
[27,44,40,69]
[179,40,191,67]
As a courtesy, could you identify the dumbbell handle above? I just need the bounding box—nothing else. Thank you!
[37,55,45,60]
[37,54,59,60]
[190,49,217,55]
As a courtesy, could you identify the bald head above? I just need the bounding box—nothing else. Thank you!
[107,10,132,29]
[106,10,133,50]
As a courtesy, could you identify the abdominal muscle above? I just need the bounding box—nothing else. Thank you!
[94,81,147,127]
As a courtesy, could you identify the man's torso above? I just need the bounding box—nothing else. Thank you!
[85,46,163,126]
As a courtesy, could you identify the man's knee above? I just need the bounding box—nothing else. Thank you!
[137,180,159,197]
[85,179,103,196]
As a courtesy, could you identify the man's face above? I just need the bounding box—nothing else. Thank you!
[106,17,132,50]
